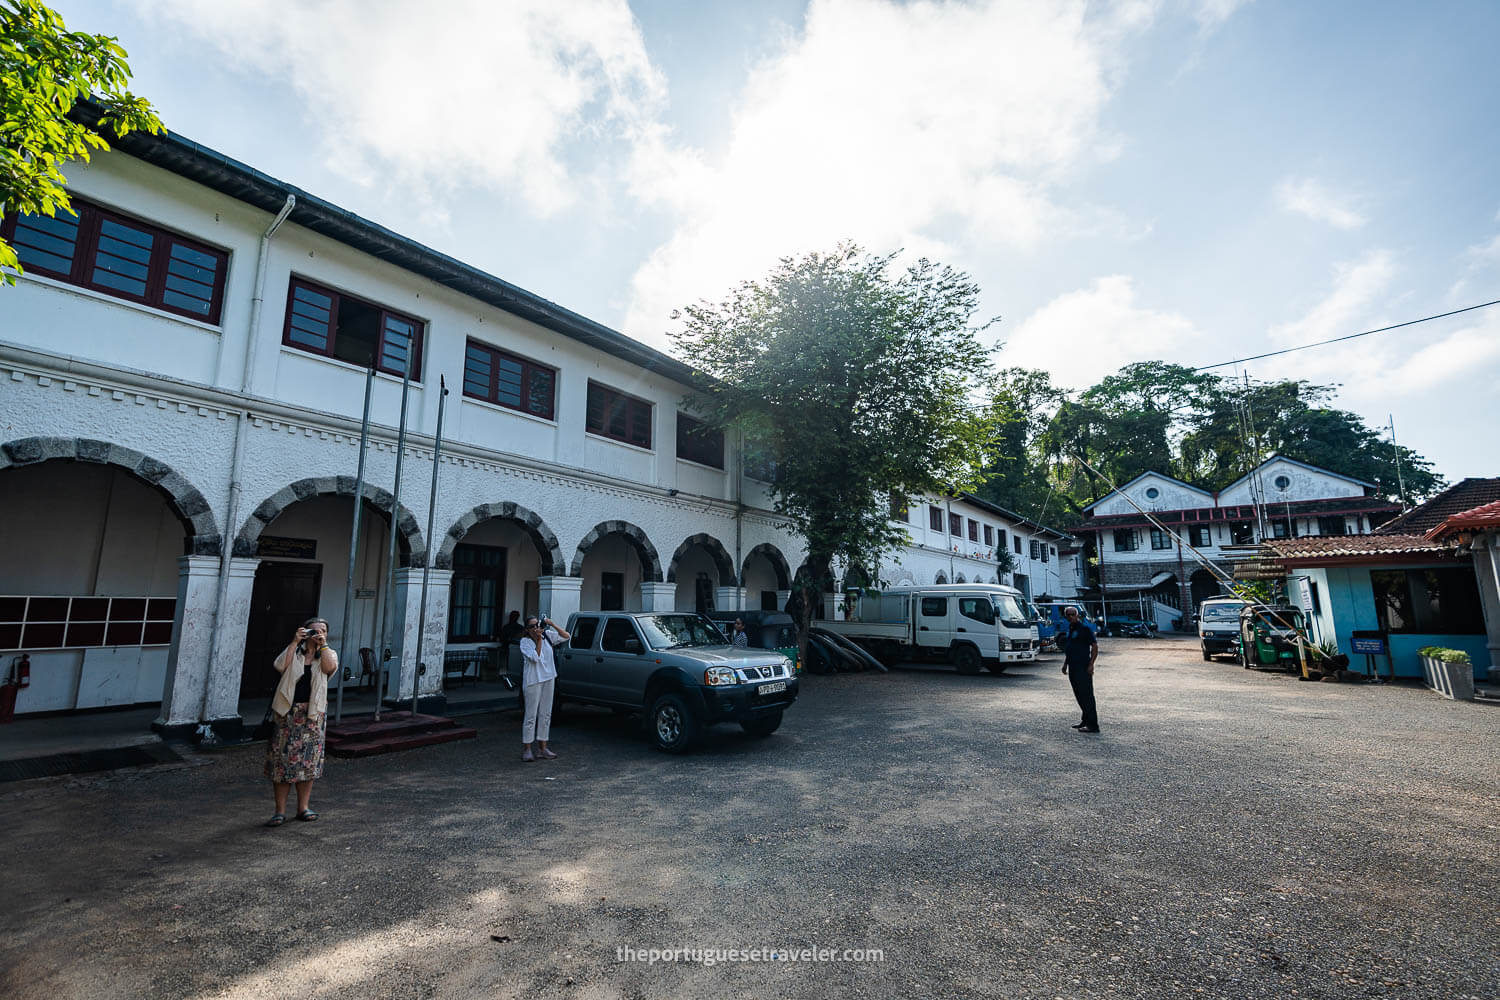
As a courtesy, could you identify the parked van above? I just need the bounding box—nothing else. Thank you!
[1198,597,1249,660]
[824,583,1038,674]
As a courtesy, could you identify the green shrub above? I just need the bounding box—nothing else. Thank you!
[1416,646,1471,664]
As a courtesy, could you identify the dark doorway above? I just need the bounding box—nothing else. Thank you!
[694,573,714,615]
[241,561,323,698]
[761,590,778,611]
[600,572,624,611]
[1189,569,1220,612]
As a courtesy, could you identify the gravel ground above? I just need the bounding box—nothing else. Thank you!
[3,637,1497,1000]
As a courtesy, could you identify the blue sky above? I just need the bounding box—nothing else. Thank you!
[55,1,1500,484]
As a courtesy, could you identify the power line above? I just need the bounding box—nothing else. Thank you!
[1195,298,1500,372]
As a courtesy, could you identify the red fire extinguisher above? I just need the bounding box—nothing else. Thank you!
[0,653,28,724]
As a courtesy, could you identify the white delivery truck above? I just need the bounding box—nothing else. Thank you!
[823,583,1039,674]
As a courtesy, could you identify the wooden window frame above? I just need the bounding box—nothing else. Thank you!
[948,512,963,536]
[462,338,555,420]
[586,380,653,449]
[675,412,724,469]
[968,519,979,542]
[929,506,944,532]
[281,276,424,379]
[3,197,229,324]
[447,543,507,643]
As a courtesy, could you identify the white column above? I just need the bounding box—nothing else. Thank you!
[822,594,839,620]
[155,555,222,731]
[639,581,677,611]
[389,567,451,703]
[776,589,791,612]
[538,576,583,623]
[202,557,261,726]
[715,586,746,612]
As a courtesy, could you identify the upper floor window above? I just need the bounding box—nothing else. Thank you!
[1189,525,1212,548]
[1029,539,1041,559]
[3,197,228,323]
[968,519,979,542]
[586,381,652,449]
[889,492,909,522]
[1317,516,1347,537]
[1113,529,1138,552]
[1230,522,1254,545]
[676,412,723,469]
[983,524,994,546]
[463,340,555,419]
[283,277,422,377]
[1150,528,1173,550]
[929,505,943,532]
[1013,535,1022,554]
[949,512,963,536]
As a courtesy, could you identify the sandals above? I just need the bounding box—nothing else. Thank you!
[296,809,318,822]
[521,749,536,762]
[539,748,558,760]
[265,813,286,827]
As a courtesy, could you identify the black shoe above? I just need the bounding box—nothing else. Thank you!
[1070,723,1087,729]
[1078,727,1100,734]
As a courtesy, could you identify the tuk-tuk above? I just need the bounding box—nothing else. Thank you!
[1238,604,1309,673]
[706,610,801,673]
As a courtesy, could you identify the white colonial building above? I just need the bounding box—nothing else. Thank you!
[0,118,1073,735]
[1074,456,1400,617]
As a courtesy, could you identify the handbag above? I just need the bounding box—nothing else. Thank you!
[252,703,276,741]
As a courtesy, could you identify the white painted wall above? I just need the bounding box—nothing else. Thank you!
[1220,457,1365,505]
[1090,473,1213,517]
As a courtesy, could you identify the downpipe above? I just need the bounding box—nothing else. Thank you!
[196,195,295,745]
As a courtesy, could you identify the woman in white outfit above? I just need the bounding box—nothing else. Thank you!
[519,615,569,762]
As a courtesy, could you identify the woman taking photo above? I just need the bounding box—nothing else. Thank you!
[264,617,338,826]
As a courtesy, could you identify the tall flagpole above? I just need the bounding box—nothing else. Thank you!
[372,353,414,722]
[334,363,375,723]
[412,375,449,716]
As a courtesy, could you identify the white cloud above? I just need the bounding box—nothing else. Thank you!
[1255,248,1498,398]
[1274,176,1366,230]
[621,0,1150,347]
[142,0,665,217]
[1000,275,1202,389]
[1190,0,1253,33]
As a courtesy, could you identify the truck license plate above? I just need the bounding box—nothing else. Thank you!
[758,681,787,695]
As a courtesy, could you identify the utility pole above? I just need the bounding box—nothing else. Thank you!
[1389,414,1407,512]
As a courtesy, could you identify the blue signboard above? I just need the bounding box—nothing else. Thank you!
[1351,636,1386,655]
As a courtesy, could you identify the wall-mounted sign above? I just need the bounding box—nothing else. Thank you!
[257,536,318,560]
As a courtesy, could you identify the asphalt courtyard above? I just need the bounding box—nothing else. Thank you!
[3,637,1497,1000]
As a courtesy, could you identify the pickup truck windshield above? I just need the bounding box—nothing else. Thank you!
[638,614,727,649]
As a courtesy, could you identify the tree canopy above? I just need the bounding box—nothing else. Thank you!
[977,362,1442,524]
[1,0,161,283]
[672,245,993,643]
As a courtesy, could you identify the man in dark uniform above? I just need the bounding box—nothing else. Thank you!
[1061,606,1100,733]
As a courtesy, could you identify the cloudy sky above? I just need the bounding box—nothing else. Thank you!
[57,0,1500,482]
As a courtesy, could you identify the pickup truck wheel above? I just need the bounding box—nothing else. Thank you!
[953,645,982,675]
[649,692,700,753]
[985,661,1007,675]
[741,712,783,738]
[1201,645,1213,661]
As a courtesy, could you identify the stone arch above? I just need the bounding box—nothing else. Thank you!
[570,520,663,582]
[934,571,948,584]
[843,563,872,590]
[741,543,791,589]
[437,502,565,574]
[233,477,427,566]
[955,572,967,583]
[0,436,221,555]
[666,533,734,584]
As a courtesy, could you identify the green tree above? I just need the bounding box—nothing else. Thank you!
[672,245,994,661]
[973,366,1067,518]
[1,0,161,283]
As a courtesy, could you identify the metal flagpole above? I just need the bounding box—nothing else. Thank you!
[334,363,376,723]
[372,354,414,722]
[412,375,449,717]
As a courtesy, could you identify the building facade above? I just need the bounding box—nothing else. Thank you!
[0,123,1073,732]
[1073,457,1400,617]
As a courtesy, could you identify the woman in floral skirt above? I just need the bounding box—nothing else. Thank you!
[264,617,338,826]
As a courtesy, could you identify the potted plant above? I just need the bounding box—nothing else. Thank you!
[1415,646,1475,700]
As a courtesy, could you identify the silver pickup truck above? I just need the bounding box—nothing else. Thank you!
[556,611,799,753]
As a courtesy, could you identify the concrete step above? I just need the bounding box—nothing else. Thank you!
[328,725,477,758]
